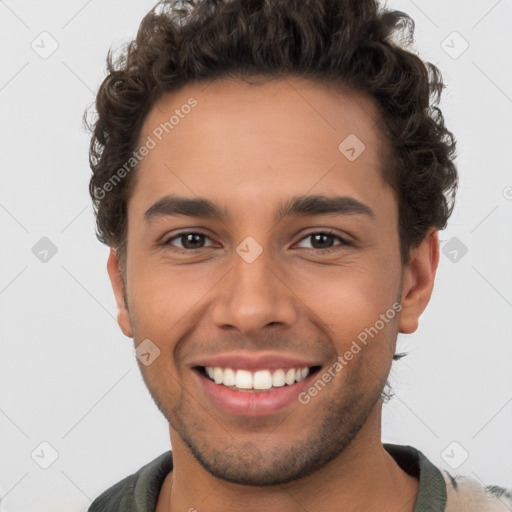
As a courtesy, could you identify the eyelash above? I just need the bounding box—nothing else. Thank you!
[161,230,352,253]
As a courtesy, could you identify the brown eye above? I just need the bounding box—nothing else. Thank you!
[296,231,351,251]
[163,232,215,250]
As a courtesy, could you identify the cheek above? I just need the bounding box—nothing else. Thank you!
[126,259,217,339]
[295,261,400,355]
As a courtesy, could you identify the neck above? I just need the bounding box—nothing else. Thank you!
[157,409,419,512]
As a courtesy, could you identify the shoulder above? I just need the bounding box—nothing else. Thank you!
[88,451,173,512]
[384,443,512,512]
[441,469,512,512]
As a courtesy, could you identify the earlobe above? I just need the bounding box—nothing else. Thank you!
[106,248,133,338]
[398,228,440,334]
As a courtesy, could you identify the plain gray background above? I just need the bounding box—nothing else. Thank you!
[1,0,511,510]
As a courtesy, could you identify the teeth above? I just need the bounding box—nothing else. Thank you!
[253,370,272,390]
[272,369,286,387]
[235,369,253,389]
[223,368,235,386]
[203,366,311,390]
[213,367,223,384]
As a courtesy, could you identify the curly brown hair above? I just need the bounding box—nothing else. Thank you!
[87,0,458,271]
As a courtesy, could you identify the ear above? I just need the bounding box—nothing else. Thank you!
[107,248,133,338]
[398,228,440,334]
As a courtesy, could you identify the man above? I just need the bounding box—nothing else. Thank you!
[86,0,511,510]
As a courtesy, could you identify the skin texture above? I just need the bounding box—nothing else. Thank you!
[107,76,439,511]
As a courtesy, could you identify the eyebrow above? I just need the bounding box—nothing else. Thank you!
[144,194,375,223]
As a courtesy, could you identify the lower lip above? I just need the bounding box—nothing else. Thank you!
[193,369,317,417]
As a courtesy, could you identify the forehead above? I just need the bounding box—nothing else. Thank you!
[131,76,395,222]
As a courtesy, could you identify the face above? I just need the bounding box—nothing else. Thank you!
[107,76,436,486]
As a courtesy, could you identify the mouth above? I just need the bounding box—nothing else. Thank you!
[194,365,322,392]
[191,364,323,416]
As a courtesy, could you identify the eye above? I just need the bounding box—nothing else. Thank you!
[295,230,351,252]
[161,230,352,253]
[162,231,217,250]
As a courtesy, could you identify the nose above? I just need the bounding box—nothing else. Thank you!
[211,247,299,336]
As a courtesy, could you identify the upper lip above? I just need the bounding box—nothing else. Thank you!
[190,352,322,371]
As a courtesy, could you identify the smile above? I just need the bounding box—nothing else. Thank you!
[192,363,322,416]
[198,365,321,391]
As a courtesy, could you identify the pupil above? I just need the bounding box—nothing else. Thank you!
[312,233,333,249]
[183,233,203,249]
